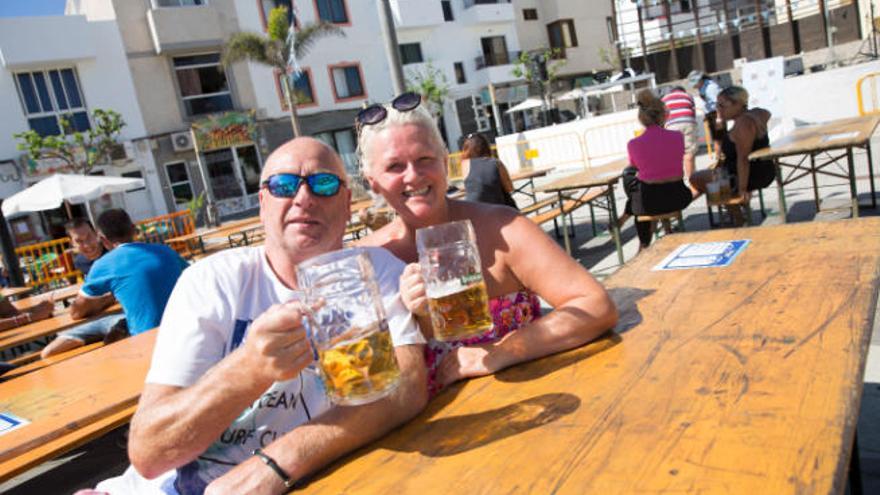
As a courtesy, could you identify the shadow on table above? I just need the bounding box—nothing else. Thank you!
[608,286,653,335]
[385,392,580,457]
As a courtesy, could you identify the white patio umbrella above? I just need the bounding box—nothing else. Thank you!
[505,97,545,114]
[2,173,145,217]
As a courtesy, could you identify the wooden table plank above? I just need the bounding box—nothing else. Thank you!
[302,219,880,494]
[0,304,122,354]
[750,115,880,160]
[12,284,80,312]
[0,404,136,482]
[0,330,154,466]
[537,158,628,193]
[0,288,33,301]
[510,166,555,182]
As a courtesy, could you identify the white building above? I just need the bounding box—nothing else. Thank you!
[0,10,161,243]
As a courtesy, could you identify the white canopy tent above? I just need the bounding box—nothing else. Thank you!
[505,97,545,114]
[1,174,145,222]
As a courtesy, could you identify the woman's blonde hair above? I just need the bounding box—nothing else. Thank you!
[356,104,448,175]
[636,89,666,127]
[718,85,749,107]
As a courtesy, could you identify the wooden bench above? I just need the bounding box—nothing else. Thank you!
[519,196,558,216]
[530,188,606,238]
[3,342,105,380]
[706,188,766,227]
[635,210,685,238]
[0,304,122,361]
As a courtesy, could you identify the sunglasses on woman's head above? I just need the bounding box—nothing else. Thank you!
[356,92,422,128]
[261,172,344,198]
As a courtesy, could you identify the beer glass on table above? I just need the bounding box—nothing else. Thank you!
[416,220,492,342]
[297,249,401,405]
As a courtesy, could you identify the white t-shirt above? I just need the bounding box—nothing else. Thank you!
[98,246,423,495]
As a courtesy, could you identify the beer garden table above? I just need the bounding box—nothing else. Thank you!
[303,218,880,494]
[0,329,154,481]
[0,303,122,358]
[0,287,33,301]
[536,158,629,263]
[749,115,880,221]
[509,166,555,203]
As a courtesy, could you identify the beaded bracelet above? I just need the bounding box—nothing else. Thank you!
[252,448,295,489]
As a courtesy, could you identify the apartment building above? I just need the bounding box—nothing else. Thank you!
[62,0,394,220]
[0,10,163,243]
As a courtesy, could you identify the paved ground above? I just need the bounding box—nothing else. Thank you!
[3,140,880,493]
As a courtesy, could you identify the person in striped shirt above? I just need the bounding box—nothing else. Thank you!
[661,86,698,195]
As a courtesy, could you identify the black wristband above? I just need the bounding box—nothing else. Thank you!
[252,448,294,489]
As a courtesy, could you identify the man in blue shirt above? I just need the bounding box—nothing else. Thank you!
[41,209,188,357]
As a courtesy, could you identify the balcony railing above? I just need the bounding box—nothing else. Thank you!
[463,0,511,8]
[475,50,520,70]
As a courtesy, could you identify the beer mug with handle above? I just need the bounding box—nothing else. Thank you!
[416,220,493,342]
[297,248,401,405]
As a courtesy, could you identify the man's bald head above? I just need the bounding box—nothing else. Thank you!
[261,137,347,183]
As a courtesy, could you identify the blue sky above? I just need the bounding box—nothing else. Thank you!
[0,0,66,18]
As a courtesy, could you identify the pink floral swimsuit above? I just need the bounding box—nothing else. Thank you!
[425,289,543,396]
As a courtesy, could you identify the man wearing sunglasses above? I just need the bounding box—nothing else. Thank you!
[94,138,427,495]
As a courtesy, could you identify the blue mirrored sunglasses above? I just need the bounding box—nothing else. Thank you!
[261,173,343,198]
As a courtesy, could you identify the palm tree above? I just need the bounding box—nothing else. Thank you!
[222,5,344,137]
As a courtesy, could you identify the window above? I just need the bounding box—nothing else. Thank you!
[155,0,204,6]
[678,0,691,13]
[454,62,466,84]
[399,43,424,65]
[547,19,578,50]
[260,0,296,28]
[523,8,537,20]
[165,162,194,205]
[173,53,234,117]
[278,69,316,108]
[14,68,90,137]
[441,1,454,21]
[315,0,348,24]
[330,65,364,100]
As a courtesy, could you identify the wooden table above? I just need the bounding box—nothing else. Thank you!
[303,218,880,494]
[0,329,154,481]
[537,159,628,262]
[0,304,122,357]
[510,166,555,203]
[12,284,81,312]
[0,287,33,301]
[749,115,880,221]
[165,216,261,254]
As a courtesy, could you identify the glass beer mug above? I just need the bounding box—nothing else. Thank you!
[296,248,401,405]
[416,220,493,342]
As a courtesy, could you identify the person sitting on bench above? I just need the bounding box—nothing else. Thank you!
[621,89,693,250]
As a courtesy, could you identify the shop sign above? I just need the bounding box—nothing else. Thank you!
[192,111,257,152]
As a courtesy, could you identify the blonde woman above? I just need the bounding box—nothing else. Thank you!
[690,86,774,204]
[355,93,618,396]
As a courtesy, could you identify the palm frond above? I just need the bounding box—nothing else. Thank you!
[221,32,275,69]
[293,22,345,59]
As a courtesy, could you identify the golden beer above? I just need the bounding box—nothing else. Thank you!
[317,324,400,405]
[426,279,493,341]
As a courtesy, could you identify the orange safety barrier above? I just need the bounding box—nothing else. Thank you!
[13,211,196,290]
[134,210,195,255]
[15,238,81,290]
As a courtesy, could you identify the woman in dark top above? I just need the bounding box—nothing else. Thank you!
[691,86,774,208]
[460,133,518,209]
